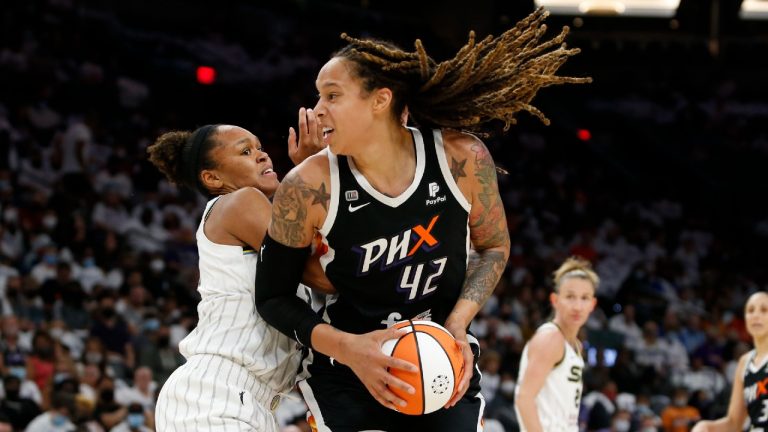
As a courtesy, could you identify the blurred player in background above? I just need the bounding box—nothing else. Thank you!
[692,291,768,432]
[515,257,598,432]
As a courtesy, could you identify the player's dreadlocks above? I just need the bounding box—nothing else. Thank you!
[335,7,591,133]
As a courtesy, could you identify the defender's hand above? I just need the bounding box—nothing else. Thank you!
[288,107,325,165]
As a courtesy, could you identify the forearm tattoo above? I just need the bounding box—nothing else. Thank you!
[461,250,507,304]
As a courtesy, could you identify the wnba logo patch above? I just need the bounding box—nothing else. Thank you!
[345,190,359,201]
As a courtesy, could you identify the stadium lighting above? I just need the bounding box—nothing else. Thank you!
[533,0,681,17]
[741,0,768,20]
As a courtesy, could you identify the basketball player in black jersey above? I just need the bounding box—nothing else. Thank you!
[693,292,768,432]
[256,8,590,431]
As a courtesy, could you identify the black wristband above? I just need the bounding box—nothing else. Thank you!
[255,234,325,347]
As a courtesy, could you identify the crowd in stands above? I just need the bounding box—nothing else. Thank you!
[1,1,767,431]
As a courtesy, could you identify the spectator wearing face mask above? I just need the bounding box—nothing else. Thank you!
[630,393,662,430]
[610,410,632,432]
[94,377,128,430]
[29,245,59,285]
[0,375,40,430]
[76,248,106,294]
[109,402,151,432]
[25,391,76,432]
[135,321,183,384]
[486,374,518,432]
[0,207,23,261]
[115,367,155,412]
[662,387,700,432]
[90,296,134,378]
[0,361,42,405]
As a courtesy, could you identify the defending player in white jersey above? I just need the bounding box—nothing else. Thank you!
[515,257,599,432]
[147,123,331,431]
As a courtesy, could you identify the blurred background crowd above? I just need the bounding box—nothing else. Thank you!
[0,0,767,431]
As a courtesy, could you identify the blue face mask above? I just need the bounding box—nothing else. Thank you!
[51,414,68,427]
[43,254,58,265]
[143,319,160,332]
[83,257,95,268]
[127,413,144,428]
[9,366,26,380]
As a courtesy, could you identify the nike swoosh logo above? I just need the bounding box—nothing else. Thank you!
[348,202,371,212]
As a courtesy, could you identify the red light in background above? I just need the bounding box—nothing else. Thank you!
[196,66,216,85]
[577,129,592,141]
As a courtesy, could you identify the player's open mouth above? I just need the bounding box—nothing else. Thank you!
[323,127,334,139]
[261,167,276,177]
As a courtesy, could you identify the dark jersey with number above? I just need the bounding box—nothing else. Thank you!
[744,350,768,430]
[316,127,470,335]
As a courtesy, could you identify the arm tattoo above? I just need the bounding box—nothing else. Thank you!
[469,142,510,250]
[309,182,331,211]
[461,250,506,304]
[270,174,330,247]
[450,157,467,182]
[461,141,510,306]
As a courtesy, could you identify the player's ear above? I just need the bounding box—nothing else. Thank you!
[371,88,393,115]
[200,169,223,191]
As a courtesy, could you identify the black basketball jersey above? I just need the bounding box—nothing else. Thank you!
[317,127,470,335]
[744,350,768,430]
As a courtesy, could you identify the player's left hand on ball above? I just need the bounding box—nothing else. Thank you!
[443,322,473,408]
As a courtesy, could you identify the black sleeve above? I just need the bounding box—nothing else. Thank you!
[255,233,325,347]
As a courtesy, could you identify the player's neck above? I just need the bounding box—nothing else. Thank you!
[350,125,414,196]
[754,335,768,357]
[552,318,579,346]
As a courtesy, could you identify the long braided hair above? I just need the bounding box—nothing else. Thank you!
[334,8,591,134]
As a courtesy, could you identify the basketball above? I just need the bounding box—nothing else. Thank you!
[381,320,465,415]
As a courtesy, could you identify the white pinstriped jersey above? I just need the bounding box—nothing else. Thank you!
[178,197,304,393]
[515,323,584,432]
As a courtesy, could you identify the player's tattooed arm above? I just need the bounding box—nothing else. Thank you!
[461,250,507,304]
[269,170,329,247]
[462,139,510,306]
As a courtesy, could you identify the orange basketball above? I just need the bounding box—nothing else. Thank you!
[381,320,465,415]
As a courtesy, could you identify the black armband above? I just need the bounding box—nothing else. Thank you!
[255,233,325,348]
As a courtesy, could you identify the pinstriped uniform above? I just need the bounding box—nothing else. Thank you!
[155,197,306,431]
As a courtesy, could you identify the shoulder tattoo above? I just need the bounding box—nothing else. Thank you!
[270,173,330,246]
